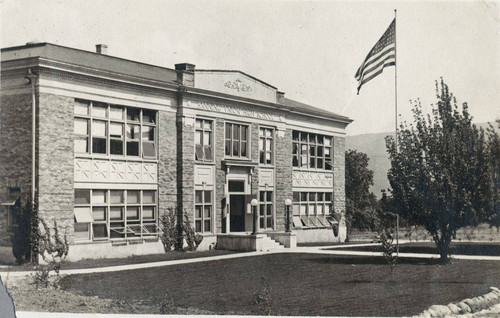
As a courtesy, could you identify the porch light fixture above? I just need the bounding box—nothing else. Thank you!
[285,199,292,232]
[251,198,259,235]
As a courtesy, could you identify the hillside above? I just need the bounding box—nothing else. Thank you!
[345,121,499,198]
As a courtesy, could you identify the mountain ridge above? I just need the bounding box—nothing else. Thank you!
[345,121,499,198]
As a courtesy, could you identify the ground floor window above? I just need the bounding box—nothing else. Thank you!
[4,188,20,229]
[259,191,273,229]
[195,190,212,233]
[292,191,333,228]
[73,189,160,241]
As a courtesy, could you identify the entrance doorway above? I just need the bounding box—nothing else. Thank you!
[229,194,245,232]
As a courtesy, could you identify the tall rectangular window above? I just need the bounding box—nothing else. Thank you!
[292,131,333,170]
[225,123,249,158]
[74,100,156,159]
[259,191,273,229]
[259,128,274,165]
[195,119,213,162]
[195,190,212,233]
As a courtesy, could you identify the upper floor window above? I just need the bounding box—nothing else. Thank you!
[195,119,213,162]
[74,100,157,159]
[225,123,249,159]
[259,128,274,165]
[292,131,332,170]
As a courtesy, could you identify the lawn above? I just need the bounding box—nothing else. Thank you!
[1,250,238,271]
[60,253,500,316]
[329,242,500,256]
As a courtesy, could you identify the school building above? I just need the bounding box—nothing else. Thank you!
[0,42,352,261]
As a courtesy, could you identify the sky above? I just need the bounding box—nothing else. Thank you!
[1,0,499,136]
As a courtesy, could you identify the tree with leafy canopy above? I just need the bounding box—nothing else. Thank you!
[345,149,378,233]
[385,79,499,262]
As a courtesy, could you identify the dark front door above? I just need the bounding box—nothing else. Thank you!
[230,194,245,232]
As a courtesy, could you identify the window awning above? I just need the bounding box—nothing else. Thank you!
[1,194,20,206]
[74,207,93,223]
[292,216,303,228]
[326,216,339,225]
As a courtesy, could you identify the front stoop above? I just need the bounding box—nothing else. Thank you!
[216,232,297,252]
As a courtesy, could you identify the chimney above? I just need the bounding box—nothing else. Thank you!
[175,63,195,87]
[96,44,108,55]
[277,91,285,103]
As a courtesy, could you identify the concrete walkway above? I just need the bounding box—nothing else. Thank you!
[2,243,500,280]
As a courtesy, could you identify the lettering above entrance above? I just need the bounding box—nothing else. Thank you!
[187,100,284,122]
[75,158,157,183]
[194,71,278,104]
[292,171,333,188]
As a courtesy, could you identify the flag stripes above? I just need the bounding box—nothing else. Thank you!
[355,19,396,94]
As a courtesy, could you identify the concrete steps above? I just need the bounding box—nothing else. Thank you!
[258,235,285,251]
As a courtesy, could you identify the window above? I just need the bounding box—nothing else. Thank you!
[292,191,333,227]
[292,131,333,170]
[195,119,213,162]
[225,123,249,158]
[195,190,212,233]
[4,188,20,228]
[259,191,273,229]
[73,189,160,241]
[74,100,157,159]
[259,128,274,165]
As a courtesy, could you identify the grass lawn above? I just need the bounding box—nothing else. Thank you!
[60,253,500,316]
[329,242,500,256]
[1,250,238,271]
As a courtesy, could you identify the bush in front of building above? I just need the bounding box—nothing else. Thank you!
[160,207,203,252]
[34,218,69,288]
[11,200,39,265]
[160,208,177,252]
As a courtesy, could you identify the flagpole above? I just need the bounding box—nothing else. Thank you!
[394,8,399,256]
[394,9,398,149]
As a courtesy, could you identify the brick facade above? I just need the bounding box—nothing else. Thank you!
[157,110,178,215]
[0,90,33,246]
[37,93,75,243]
[215,118,226,233]
[274,129,293,231]
[1,43,351,259]
[333,136,346,232]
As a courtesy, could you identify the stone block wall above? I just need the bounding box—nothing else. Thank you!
[0,89,33,246]
[274,129,293,231]
[333,136,346,240]
[215,118,226,233]
[37,93,75,243]
[158,110,178,216]
[176,115,195,224]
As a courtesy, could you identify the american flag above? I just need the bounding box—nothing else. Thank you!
[355,19,396,94]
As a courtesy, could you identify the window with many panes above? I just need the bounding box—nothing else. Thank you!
[292,131,332,170]
[292,191,334,227]
[73,189,160,241]
[195,119,214,162]
[259,191,273,229]
[259,128,274,165]
[194,190,212,233]
[225,123,249,158]
[74,99,157,158]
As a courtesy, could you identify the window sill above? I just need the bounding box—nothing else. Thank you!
[74,154,158,163]
[223,159,258,167]
[292,168,334,173]
[195,161,216,166]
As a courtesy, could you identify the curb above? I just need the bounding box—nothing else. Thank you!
[414,287,500,317]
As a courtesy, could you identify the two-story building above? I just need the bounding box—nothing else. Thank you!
[0,42,351,261]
